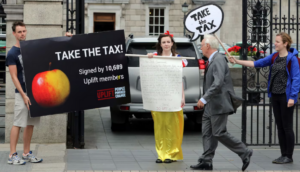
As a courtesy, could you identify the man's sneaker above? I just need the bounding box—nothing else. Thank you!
[272,156,284,163]
[7,152,26,165]
[276,156,293,164]
[22,151,43,163]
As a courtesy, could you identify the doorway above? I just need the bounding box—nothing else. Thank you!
[94,13,115,32]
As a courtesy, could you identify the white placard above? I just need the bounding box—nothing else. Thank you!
[184,4,224,41]
[140,58,182,112]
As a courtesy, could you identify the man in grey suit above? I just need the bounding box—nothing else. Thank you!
[190,34,253,171]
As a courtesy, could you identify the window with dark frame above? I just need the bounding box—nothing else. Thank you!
[149,8,165,36]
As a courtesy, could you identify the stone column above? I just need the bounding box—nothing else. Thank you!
[3,0,67,143]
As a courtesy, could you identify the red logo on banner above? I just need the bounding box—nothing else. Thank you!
[97,88,115,100]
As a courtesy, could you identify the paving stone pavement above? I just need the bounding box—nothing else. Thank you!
[1,107,300,172]
[1,87,300,171]
[2,145,300,172]
[0,143,65,172]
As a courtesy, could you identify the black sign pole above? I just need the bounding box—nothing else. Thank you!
[72,0,85,149]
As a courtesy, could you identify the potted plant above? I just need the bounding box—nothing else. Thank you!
[227,45,257,59]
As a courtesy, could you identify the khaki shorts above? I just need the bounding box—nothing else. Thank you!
[14,93,40,128]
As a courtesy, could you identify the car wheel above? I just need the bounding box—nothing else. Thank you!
[110,106,129,132]
[185,113,202,132]
[111,122,127,132]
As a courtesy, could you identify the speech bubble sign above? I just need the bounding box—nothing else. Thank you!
[184,4,224,41]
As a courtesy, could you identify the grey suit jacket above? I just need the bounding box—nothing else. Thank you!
[203,52,243,115]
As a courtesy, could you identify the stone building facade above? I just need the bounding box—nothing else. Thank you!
[3,0,300,143]
[64,0,230,44]
[63,0,298,46]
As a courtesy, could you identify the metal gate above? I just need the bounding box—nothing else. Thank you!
[242,0,300,146]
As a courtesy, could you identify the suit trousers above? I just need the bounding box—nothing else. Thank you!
[199,111,250,162]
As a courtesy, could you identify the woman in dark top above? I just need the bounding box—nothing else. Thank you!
[229,32,300,164]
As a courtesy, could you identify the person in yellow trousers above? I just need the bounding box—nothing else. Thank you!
[147,31,187,164]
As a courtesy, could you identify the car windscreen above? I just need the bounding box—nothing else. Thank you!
[126,43,199,67]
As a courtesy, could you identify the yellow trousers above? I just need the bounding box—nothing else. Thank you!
[151,110,184,161]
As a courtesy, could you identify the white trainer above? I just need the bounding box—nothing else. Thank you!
[22,151,43,163]
[7,152,26,165]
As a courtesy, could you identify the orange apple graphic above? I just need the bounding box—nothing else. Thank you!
[32,66,70,107]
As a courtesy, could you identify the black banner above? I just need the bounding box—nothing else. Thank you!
[20,30,131,117]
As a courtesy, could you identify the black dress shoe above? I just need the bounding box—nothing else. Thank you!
[164,159,172,163]
[276,156,293,164]
[190,161,213,170]
[156,159,163,163]
[242,149,253,171]
[272,156,284,163]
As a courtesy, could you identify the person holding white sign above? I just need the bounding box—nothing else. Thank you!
[146,31,187,164]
